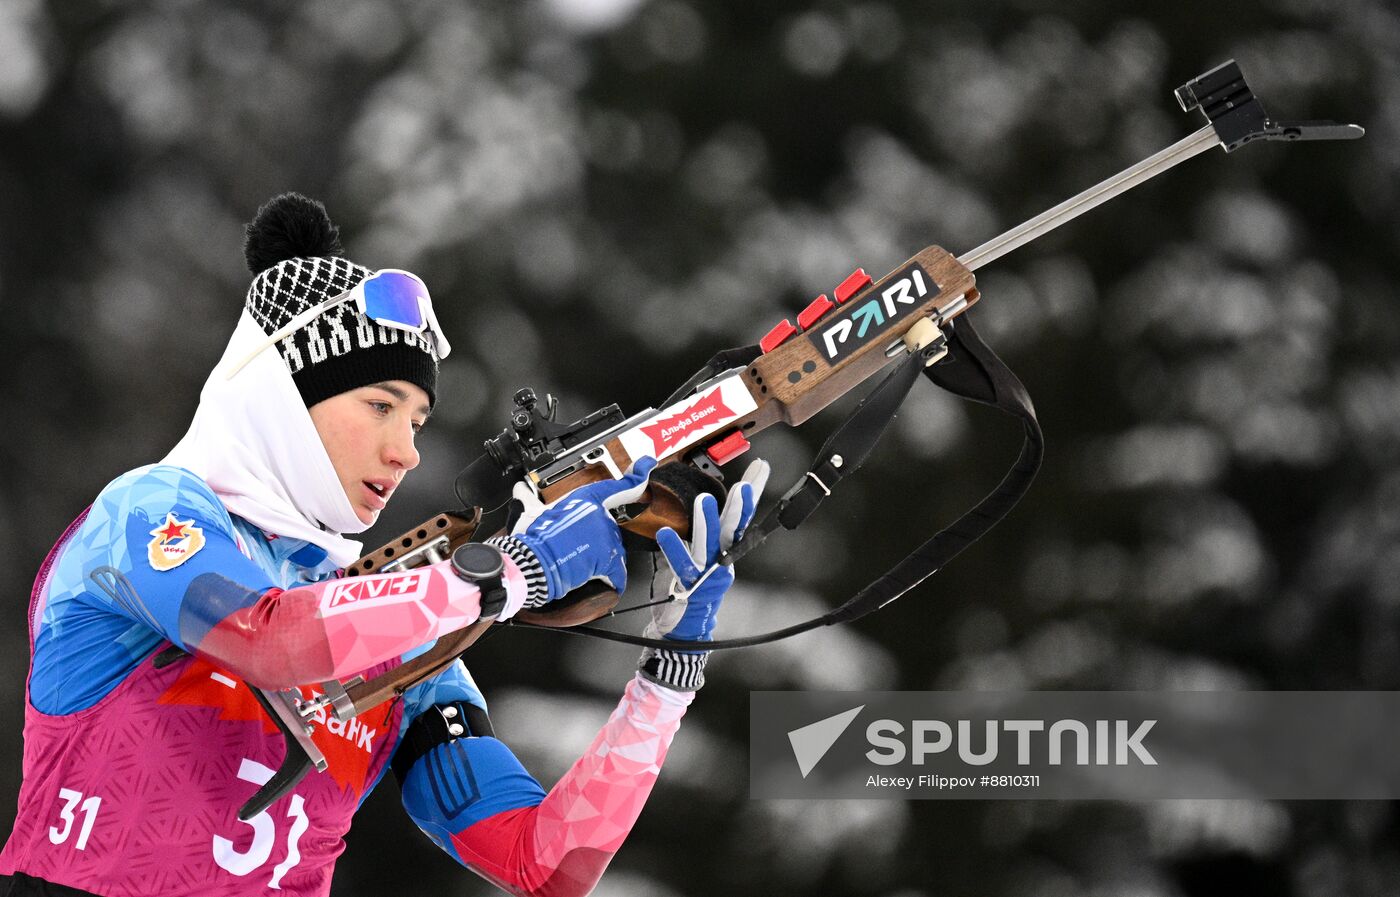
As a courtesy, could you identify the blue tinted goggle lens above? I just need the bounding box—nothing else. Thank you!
[360,271,427,329]
[224,267,449,380]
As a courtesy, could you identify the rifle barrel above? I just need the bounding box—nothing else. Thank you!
[957,124,1219,272]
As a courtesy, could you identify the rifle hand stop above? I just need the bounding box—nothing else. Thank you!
[902,318,949,367]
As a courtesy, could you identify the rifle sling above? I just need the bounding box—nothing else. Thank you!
[727,336,931,556]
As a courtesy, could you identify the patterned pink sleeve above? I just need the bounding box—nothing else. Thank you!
[448,675,694,897]
[196,558,530,688]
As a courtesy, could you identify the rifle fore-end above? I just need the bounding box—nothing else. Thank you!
[748,245,977,426]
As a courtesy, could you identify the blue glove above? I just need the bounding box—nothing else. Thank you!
[511,456,657,601]
[649,459,769,643]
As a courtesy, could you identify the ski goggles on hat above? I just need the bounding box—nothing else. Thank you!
[227,269,452,378]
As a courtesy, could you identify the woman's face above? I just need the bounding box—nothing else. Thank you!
[308,380,431,525]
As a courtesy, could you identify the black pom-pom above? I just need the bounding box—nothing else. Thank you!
[243,193,344,274]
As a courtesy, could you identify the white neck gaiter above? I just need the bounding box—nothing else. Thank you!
[162,310,368,567]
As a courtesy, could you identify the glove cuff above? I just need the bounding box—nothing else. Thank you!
[638,646,709,692]
[485,535,549,608]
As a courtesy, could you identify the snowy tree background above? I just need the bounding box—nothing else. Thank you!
[2,1,1397,895]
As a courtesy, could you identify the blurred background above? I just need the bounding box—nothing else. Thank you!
[1,0,1396,895]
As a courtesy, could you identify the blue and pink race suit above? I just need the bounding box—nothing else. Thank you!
[0,465,691,896]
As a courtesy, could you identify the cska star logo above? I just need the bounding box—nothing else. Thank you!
[147,512,207,571]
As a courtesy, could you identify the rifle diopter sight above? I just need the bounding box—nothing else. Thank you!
[483,387,626,483]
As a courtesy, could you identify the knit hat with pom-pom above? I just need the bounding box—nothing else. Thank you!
[242,193,439,408]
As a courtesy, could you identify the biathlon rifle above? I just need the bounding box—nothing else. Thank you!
[236,60,1362,819]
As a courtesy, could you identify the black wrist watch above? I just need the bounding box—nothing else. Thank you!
[450,543,508,618]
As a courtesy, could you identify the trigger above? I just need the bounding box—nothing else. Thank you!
[612,502,648,523]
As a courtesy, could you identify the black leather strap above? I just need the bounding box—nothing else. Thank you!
[724,342,931,562]
[391,701,495,784]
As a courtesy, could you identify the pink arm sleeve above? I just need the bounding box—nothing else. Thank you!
[196,559,530,687]
[448,675,694,897]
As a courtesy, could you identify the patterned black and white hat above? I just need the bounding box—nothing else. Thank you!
[242,193,439,408]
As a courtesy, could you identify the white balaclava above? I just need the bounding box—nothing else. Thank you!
[162,194,441,566]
